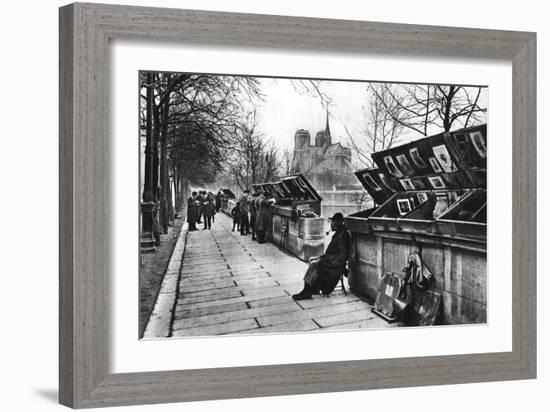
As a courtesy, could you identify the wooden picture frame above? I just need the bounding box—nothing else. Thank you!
[59,2,536,408]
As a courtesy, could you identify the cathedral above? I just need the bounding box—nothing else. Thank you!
[292,111,356,190]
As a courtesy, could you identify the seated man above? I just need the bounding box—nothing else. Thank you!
[292,212,351,300]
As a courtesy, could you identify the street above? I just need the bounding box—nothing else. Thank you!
[144,212,394,338]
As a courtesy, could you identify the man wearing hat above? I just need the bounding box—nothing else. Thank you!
[292,212,351,300]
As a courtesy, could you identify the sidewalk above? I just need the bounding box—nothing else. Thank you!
[144,212,394,338]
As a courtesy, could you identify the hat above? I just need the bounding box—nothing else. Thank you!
[329,212,345,222]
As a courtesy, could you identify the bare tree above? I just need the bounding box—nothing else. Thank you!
[230,110,265,191]
[140,73,262,234]
[351,191,371,211]
[344,84,407,167]
[258,142,282,183]
[344,83,487,167]
[280,148,295,176]
[371,83,486,136]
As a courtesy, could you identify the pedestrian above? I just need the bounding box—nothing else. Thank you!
[208,192,216,223]
[215,189,222,213]
[239,191,250,235]
[186,191,198,231]
[256,192,274,243]
[231,204,241,232]
[196,191,205,224]
[292,212,351,300]
[249,192,259,241]
[203,197,216,230]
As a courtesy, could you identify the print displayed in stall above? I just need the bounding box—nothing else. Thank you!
[399,178,415,191]
[384,156,404,178]
[409,147,428,168]
[378,173,395,191]
[395,154,415,175]
[429,157,443,173]
[470,131,487,158]
[432,145,457,173]
[428,175,446,189]
[416,192,428,204]
[396,198,412,216]
[363,172,382,191]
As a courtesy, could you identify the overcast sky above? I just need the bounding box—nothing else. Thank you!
[245,78,488,164]
[253,77,366,152]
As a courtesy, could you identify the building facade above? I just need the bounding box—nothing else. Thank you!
[292,112,357,191]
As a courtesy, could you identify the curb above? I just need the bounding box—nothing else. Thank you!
[143,223,188,338]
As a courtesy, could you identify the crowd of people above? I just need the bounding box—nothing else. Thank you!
[186,190,223,231]
[185,188,350,300]
[231,190,275,243]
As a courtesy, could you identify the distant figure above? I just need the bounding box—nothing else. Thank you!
[249,192,259,241]
[239,191,250,236]
[292,212,351,300]
[256,192,274,243]
[196,191,205,224]
[203,198,216,230]
[186,191,198,231]
[215,190,222,213]
[231,205,241,232]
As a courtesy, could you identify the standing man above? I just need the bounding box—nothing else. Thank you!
[186,191,198,231]
[196,191,205,224]
[256,192,274,243]
[249,192,259,241]
[239,191,250,236]
[292,212,351,300]
[215,189,222,213]
[203,197,215,230]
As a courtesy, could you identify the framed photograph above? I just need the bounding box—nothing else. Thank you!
[431,144,457,173]
[399,178,416,191]
[383,155,404,177]
[395,154,415,175]
[417,192,428,204]
[428,175,447,189]
[409,147,428,168]
[59,3,536,408]
[362,172,382,191]
[470,130,488,158]
[429,156,443,173]
[396,198,412,215]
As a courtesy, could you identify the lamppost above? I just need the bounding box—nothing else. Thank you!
[140,72,156,253]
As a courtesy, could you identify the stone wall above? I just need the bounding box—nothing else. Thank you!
[348,232,487,325]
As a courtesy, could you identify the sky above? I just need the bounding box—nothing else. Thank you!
[244,77,488,165]
[252,77,367,153]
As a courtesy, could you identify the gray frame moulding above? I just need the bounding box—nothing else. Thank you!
[59,2,536,408]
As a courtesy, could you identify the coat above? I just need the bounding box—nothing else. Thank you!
[231,206,241,223]
[205,202,216,217]
[186,197,198,223]
[256,198,273,231]
[317,228,351,280]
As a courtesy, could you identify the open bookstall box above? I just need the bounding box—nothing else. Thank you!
[253,174,327,261]
[345,124,487,325]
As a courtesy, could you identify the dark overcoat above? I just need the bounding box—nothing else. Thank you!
[256,198,273,231]
[317,228,351,288]
[186,197,198,223]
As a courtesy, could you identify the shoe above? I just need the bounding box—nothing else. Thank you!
[292,285,312,301]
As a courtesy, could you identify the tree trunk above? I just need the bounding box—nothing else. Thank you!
[140,72,156,252]
[159,93,170,234]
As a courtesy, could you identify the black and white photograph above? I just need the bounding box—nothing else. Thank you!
[400,178,416,191]
[138,72,488,339]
